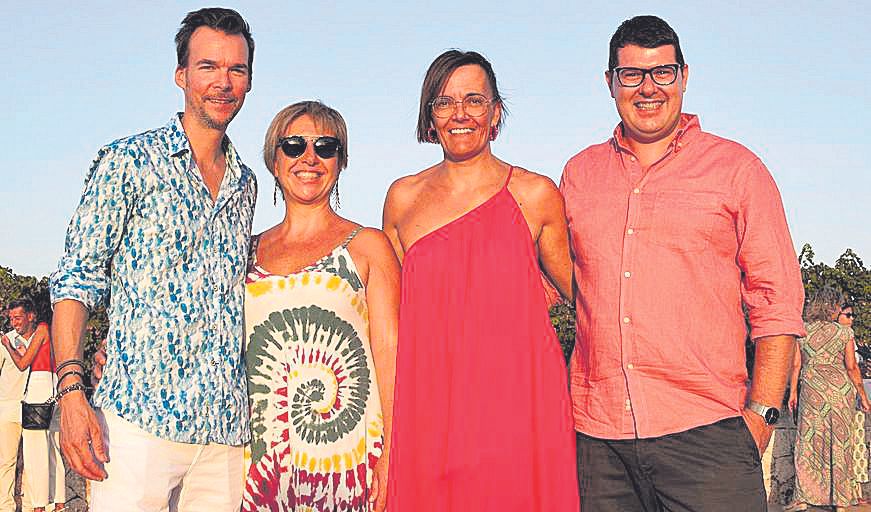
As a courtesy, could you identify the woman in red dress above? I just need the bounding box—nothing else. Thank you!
[383,50,579,511]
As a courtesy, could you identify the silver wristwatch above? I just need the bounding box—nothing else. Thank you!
[746,400,780,425]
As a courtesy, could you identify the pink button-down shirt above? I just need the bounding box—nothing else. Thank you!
[559,114,805,439]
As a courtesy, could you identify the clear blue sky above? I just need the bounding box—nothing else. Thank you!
[2,1,868,277]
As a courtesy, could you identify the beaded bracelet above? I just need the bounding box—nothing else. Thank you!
[55,382,87,402]
[55,359,86,375]
[56,370,86,390]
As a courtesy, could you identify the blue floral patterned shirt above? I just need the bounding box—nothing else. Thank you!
[50,114,257,445]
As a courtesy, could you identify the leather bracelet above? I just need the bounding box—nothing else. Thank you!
[55,359,86,375]
[56,370,86,390]
[55,383,86,402]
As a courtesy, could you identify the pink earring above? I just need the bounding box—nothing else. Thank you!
[489,125,499,141]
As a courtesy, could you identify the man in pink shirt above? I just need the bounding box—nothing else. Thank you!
[560,15,806,511]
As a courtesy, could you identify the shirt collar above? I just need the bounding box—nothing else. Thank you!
[165,113,246,184]
[611,113,701,154]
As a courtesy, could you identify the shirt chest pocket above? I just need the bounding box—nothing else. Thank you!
[649,191,723,253]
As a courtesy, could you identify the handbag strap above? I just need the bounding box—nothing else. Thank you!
[21,330,39,397]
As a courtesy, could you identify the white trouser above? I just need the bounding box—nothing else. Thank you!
[0,402,21,512]
[90,409,243,512]
[21,373,65,509]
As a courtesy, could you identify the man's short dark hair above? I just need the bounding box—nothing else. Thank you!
[608,15,685,71]
[7,298,35,314]
[175,7,255,76]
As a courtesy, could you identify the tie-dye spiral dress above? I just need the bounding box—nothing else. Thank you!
[242,228,384,511]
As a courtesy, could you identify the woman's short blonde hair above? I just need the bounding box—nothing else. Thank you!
[262,100,348,174]
[803,286,846,323]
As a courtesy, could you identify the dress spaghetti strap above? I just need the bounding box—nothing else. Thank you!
[341,226,365,248]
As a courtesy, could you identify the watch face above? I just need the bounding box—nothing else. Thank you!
[764,407,780,424]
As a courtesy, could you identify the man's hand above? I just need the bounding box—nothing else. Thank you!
[741,408,774,456]
[58,392,108,481]
[368,455,388,512]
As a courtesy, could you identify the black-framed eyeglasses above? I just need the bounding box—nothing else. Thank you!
[611,64,681,87]
[841,312,857,319]
[277,136,342,159]
[430,94,492,118]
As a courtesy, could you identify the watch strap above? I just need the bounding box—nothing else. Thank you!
[746,400,779,424]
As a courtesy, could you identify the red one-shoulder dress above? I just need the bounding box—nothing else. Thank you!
[387,167,579,511]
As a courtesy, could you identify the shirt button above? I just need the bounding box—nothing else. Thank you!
[626,228,635,235]
[633,188,640,194]
[629,156,637,162]
[624,271,631,278]
[627,363,634,370]
[625,399,632,411]
[623,316,631,324]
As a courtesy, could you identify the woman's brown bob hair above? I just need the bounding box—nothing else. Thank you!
[803,286,846,323]
[263,100,349,174]
[415,50,507,143]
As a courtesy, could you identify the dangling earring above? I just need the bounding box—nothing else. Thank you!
[273,179,280,206]
[489,125,499,141]
[332,180,341,209]
[427,127,438,144]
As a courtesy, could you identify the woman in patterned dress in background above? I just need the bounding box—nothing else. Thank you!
[242,101,398,512]
[788,288,871,511]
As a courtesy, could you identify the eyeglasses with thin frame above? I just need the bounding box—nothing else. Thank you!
[277,136,342,159]
[611,64,681,87]
[430,94,493,118]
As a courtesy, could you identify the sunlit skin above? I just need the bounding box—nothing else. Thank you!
[383,64,573,301]
[8,306,36,337]
[174,27,250,133]
[606,44,688,167]
[2,307,46,369]
[273,115,339,210]
[838,306,854,328]
[432,64,501,164]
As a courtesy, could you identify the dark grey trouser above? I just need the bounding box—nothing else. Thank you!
[577,416,766,512]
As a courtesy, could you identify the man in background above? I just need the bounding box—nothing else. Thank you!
[0,302,30,512]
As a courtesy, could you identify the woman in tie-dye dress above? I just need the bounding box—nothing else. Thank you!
[242,101,398,512]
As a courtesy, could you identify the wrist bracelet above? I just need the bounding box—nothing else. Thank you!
[55,382,86,402]
[55,359,86,374]
[56,371,86,390]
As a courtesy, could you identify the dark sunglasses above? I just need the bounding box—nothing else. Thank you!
[277,136,341,159]
[841,312,857,319]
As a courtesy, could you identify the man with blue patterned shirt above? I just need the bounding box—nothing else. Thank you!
[49,8,256,511]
